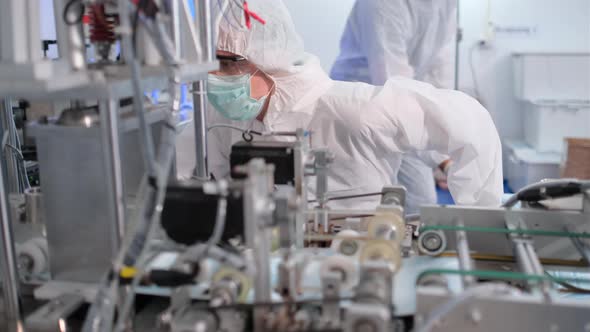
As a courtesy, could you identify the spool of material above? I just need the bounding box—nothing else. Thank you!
[16,237,49,276]
[212,267,252,302]
[562,138,590,179]
[366,213,404,244]
[359,240,401,273]
[319,255,358,291]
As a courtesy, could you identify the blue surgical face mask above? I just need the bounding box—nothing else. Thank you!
[207,72,270,121]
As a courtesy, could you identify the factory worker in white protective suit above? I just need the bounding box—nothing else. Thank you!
[203,0,503,210]
[331,0,458,214]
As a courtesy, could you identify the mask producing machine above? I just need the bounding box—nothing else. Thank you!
[0,1,589,331]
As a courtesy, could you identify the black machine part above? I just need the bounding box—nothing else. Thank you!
[161,180,245,246]
[230,141,296,185]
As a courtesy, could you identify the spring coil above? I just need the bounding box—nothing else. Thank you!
[88,4,116,43]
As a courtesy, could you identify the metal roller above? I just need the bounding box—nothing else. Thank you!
[417,230,447,256]
[331,229,363,257]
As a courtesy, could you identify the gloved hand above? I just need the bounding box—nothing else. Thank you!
[434,159,452,190]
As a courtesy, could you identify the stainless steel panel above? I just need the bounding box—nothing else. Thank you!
[416,286,590,331]
[28,109,166,282]
[420,205,589,260]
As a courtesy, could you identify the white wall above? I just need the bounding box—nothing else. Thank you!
[458,0,590,144]
[284,0,356,72]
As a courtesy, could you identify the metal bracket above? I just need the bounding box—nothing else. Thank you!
[344,303,391,332]
[380,186,406,209]
[319,271,342,329]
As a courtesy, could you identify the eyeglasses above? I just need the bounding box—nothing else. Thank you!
[212,54,256,76]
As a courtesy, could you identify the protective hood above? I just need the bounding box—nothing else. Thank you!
[214,0,332,130]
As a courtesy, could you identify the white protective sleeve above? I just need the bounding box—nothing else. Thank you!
[368,78,503,206]
[357,0,457,89]
[420,7,457,90]
[356,0,415,85]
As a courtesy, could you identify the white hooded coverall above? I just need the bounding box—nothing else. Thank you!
[331,0,458,213]
[201,0,502,210]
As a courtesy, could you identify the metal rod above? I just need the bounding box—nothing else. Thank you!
[0,132,22,325]
[194,0,214,62]
[0,100,20,194]
[294,129,307,248]
[99,100,126,246]
[118,0,157,178]
[243,160,272,331]
[512,239,539,293]
[313,149,332,232]
[192,80,209,180]
[191,0,215,180]
[513,239,535,275]
[569,227,590,264]
[314,208,329,233]
[455,221,475,287]
[524,241,552,294]
[170,0,182,60]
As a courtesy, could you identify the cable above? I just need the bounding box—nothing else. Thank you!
[113,251,160,332]
[190,186,229,261]
[503,179,590,208]
[207,124,262,142]
[415,283,516,332]
[545,271,590,294]
[84,2,184,330]
[5,144,23,160]
[63,0,85,26]
[114,185,228,332]
[308,192,384,204]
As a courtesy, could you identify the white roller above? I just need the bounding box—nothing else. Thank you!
[319,255,359,291]
[16,237,49,276]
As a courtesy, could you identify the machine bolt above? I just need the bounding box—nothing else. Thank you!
[17,254,33,276]
[423,233,442,251]
[469,309,482,324]
[339,240,359,256]
[418,230,447,256]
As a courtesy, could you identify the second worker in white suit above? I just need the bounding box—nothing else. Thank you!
[201,0,502,210]
[331,0,458,213]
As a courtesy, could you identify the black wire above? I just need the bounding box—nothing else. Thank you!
[63,0,85,26]
[545,271,590,294]
[308,192,384,204]
[242,130,262,142]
